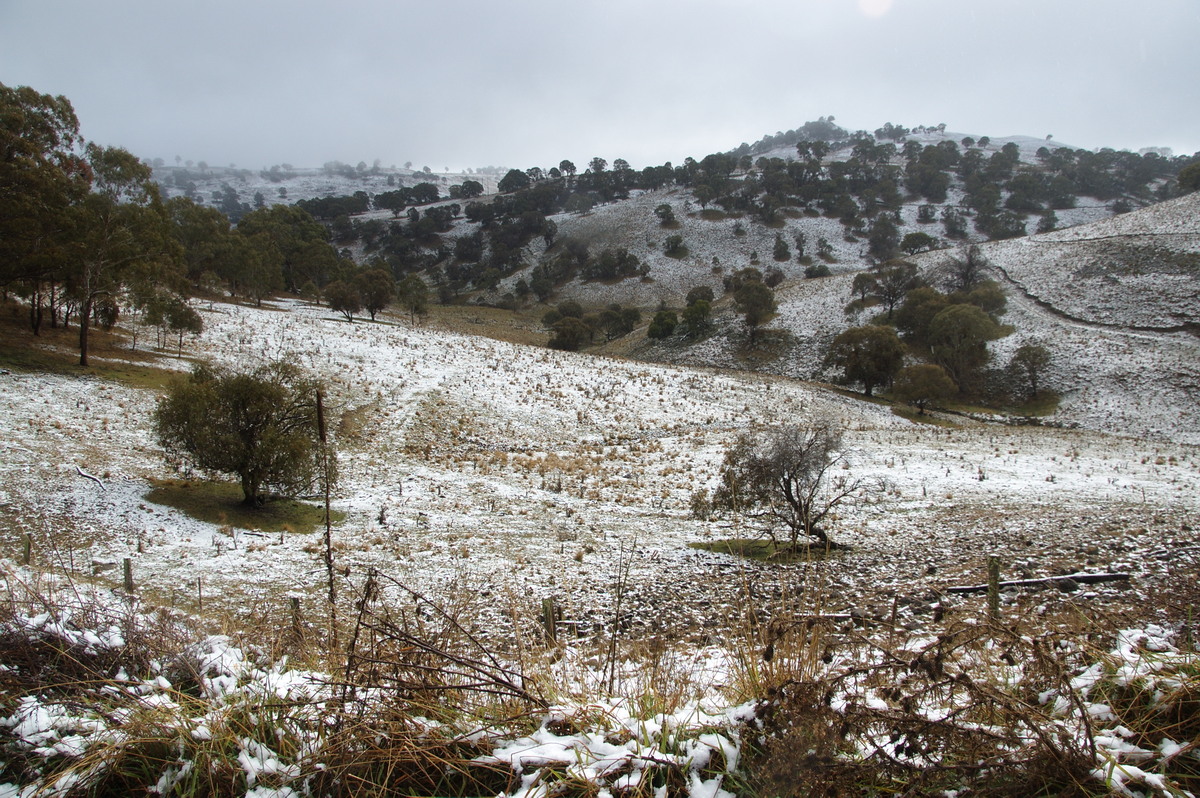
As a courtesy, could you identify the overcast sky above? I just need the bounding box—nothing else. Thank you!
[2,0,1197,172]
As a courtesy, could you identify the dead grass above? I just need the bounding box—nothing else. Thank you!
[690,537,846,564]
[423,303,550,347]
[744,619,1197,797]
[3,556,1197,797]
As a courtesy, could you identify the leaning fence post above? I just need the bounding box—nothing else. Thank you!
[291,597,302,640]
[22,533,32,566]
[987,556,1000,622]
[541,597,559,644]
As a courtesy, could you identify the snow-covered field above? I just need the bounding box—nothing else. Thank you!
[1,294,1197,644]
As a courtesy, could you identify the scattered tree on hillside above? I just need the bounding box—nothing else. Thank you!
[824,324,906,397]
[163,297,203,356]
[355,268,394,321]
[396,274,429,323]
[928,303,1007,392]
[891,364,957,414]
[548,317,592,351]
[663,235,687,257]
[867,215,900,261]
[941,208,968,239]
[901,231,938,255]
[681,299,711,338]
[325,280,361,322]
[712,421,870,549]
[686,286,715,306]
[943,245,989,292]
[647,309,678,339]
[773,234,791,261]
[1008,342,1052,400]
[848,259,924,321]
[155,360,331,507]
[734,279,776,344]
[596,304,641,340]
[1036,210,1059,234]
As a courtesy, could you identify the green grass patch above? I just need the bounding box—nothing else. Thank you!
[0,301,179,391]
[144,478,339,534]
[890,405,961,427]
[690,538,844,563]
[1004,390,1062,417]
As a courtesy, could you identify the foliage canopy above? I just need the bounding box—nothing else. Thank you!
[155,360,332,506]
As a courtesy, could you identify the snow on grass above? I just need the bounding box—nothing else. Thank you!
[1,290,1198,640]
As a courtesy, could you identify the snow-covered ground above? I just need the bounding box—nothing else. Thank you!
[1,294,1197,643]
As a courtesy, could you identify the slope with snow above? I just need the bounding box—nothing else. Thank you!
[1,294,1197,644]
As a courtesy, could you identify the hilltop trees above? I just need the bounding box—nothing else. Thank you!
[155,361,331,507]
[1178,161,1200,194]
[498,169,531,193]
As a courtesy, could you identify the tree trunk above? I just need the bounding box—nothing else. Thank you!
[29,290,43,335]
[78,294,92,366]
[241,474,263,507]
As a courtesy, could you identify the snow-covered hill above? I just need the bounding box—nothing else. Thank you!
[144,128,1198,447]
[2,296,1197,642]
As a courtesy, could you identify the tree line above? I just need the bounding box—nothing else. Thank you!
[2,83,442,367]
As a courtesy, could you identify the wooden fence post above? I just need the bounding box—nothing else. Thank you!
[123,558,134,593]
[541,597,559,644]
[987,556,1000,622]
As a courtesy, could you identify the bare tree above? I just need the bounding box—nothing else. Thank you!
[713,421,874,549]
[942,244,989,293]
